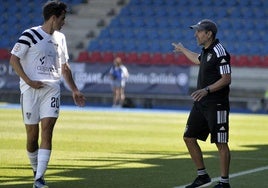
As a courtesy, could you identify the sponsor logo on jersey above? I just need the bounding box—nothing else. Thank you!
[40,56,45,65]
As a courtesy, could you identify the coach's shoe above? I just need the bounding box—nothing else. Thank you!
[213,182,231,188]
[185,175,212,188]
[33,178,48,188]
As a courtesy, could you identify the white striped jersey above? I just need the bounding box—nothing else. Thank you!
[11,26,69,93]
[213,43,231,75]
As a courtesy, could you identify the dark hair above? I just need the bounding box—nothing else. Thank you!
[42,0,67,21]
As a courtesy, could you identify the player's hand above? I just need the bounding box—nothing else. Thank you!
[172,42,184,53]
[73,91,86,107]
[191,88,208,101]
[28,80,45,89]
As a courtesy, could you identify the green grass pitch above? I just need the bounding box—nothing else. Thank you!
[0,107,267,188]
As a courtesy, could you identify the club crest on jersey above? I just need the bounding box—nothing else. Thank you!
[26,112,31,120]
[207,53,212,62]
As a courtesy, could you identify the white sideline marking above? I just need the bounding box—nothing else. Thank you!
[173,165,268,188]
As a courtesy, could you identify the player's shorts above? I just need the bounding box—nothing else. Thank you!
[112,79,126,88]
[20,86,60,125]
[184,101,229,143]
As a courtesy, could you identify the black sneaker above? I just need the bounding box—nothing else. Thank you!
[185,175,212,188]
[213,182,231,188]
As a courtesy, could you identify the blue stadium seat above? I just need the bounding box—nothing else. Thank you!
[190,7,203,19]
[83,0,267,66]
[98,29,110,39]
[175,0,188,6]
[228,7,241,17]
[213,0,226,6]
[122,28,135,39]
[131,17,145,27]
[253,8,265,18]
[139,0,154,6]
[123,40,137,52]
[153,6,168,17]
[251,0,263,6]
[201,7,215,19]
[158,28,172,40]
[235,31,248,41]
[160,40,174,53]
[134,29,147,39]
[98,40,113,51]
[149,40,161,53]
[111,40,124,52]
[168,18,181,28]
[152,0,165,6]
[165,7,180,17]
[119,7,131,16]
[146,29,159,40]
[156,18,170,28]
[109,28,123,39]
[238,0,251,6]
[225,0,238,6]
[0,38,9,48]
[109,18,122,27]
[119,17,133,28]
[128,6,143,17]
[170,29,183,41]
[218,19,232,30]
[240,7,254,19]
[141,6,154,17]
[128,0,144,5]
[135,40,150,52]
[88,40,100,51]
[144,17,157,28]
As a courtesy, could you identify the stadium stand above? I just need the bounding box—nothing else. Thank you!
[82,0,267,67]
[0,0,267,68]
[0,0,85,60]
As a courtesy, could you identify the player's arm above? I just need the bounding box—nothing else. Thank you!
[9,54,44,89]
[207,55,232,93]
[206,73,231,93]
[172,42,200,64]
[191,73,231,101]
[62,63,86,106]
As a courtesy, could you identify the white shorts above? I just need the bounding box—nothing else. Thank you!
[20,86,60,124]
[112,79,126,88]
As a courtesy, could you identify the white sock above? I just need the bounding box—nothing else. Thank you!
[220,176,229,183]
[27,150,38,172]
[35,149,51,180]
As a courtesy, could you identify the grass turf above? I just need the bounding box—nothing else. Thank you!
[0,107,267,188]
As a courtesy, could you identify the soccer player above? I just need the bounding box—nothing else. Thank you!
[9,1,86,188]
[172,19,232,188]
[109,57,129,107]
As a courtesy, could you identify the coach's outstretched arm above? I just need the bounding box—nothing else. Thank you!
[172,42,200,65]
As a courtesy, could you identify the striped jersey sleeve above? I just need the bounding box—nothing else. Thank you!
[11,27,43,58]
[213,43,231,75]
